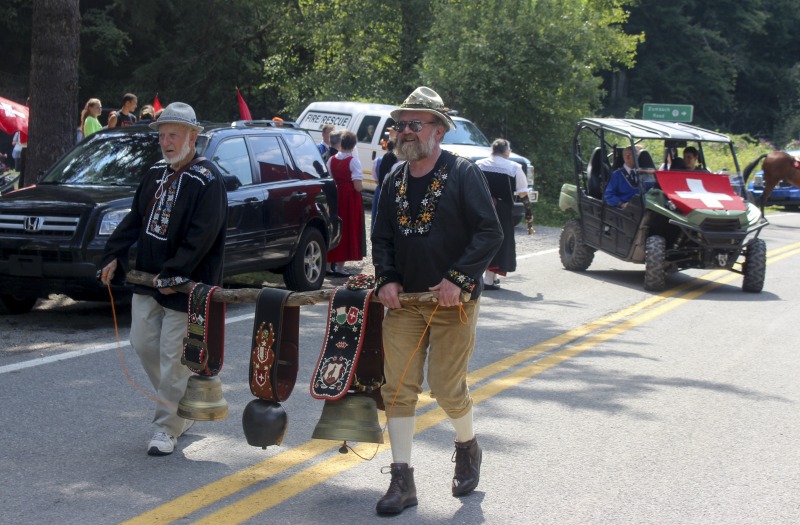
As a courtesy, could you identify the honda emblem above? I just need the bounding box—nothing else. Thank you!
[23,216,43,232]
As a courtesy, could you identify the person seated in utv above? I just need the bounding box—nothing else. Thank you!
[670,156,687,170]
[682,146,708,171]
[604,146,640,209]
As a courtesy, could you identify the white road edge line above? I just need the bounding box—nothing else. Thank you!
[518,247,558,260]
[0,312,255,375]
[1,245,559,375]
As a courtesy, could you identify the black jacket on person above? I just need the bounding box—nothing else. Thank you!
[100,156,228,312]
[377,151,398,187]
[371,149,502,300]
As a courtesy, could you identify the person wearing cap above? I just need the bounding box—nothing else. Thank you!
[98,102,227,457]
[371,86,503,514]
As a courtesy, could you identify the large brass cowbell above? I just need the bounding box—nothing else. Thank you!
[178,375,229,421]
[311,395,383,444]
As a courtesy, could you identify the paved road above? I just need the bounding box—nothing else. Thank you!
[2,215,800,524]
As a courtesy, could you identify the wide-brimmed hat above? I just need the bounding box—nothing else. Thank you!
[149,102,203,132]
[390,86,456,131]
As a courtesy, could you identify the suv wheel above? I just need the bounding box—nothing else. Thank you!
[644,235,667,291]
[742,238,766,293]
[559,219,595,271]
[0,294,38,315]
[283,227,326,292]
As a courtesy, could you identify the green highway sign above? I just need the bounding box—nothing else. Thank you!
[642,103,694,123]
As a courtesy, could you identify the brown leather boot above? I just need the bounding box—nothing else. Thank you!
[376,463,418,514]
[452,436,482,497]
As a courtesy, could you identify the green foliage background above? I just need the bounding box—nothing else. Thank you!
[2,0,800,207]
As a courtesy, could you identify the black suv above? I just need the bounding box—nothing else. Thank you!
[0,121,342,313]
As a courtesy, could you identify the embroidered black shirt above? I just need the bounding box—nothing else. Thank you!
[100,156,228,312]
[371,150,503,299]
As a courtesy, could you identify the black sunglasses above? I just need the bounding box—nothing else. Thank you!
[392,120,438,132]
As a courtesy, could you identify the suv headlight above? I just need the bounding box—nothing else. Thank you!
[99,209,131,236]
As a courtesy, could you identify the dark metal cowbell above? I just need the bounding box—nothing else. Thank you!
[241,399,288,449]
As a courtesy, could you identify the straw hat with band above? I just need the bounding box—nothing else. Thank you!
[390,86,456,131]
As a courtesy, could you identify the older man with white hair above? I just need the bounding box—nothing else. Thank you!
[99,102,227,456]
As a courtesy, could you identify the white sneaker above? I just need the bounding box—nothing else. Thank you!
[147,431,177,456]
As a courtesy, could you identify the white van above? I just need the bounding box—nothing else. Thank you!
[296,101,536,200]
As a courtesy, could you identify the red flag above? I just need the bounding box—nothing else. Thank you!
[236,87,252,120]
[152,94,163,113]
[0,96,29,142]
[655,170,746,214]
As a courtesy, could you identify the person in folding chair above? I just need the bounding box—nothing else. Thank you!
[477,138,532,289]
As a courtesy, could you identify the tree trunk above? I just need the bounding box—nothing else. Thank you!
[24,0,80,187]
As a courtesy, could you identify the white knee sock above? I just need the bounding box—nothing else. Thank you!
[387,416,416,465]
[484,270,496,283]
[449,408,475,443]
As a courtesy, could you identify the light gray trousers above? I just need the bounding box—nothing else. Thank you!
[130,293,194,437]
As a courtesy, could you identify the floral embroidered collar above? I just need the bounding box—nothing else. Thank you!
[394,159,450,236]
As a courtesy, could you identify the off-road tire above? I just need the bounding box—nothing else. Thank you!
[559,219,595,271]
[742,238,766,293]
[283,227,326,292]
[0,294,38,315]
[644,235,667,291]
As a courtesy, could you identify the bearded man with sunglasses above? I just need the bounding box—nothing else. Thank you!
[371,86,503,515]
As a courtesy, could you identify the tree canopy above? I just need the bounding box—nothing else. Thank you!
[1,0,798,195]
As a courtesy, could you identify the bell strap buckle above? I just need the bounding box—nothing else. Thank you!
[181,337,209,371]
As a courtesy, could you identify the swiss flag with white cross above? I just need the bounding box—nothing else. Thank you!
[655,170,745,214]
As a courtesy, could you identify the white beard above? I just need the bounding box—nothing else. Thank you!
[395,131,437,162]
[163,139,192,165]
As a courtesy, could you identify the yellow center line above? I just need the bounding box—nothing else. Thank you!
[122,241,800,524]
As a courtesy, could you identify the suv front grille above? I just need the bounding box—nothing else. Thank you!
[0,213,80,237]
[701,218,740,232]
[0,248,75,263]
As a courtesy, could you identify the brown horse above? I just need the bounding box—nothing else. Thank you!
[743,151,800,213]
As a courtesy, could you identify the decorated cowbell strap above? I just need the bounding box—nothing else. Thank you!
[182,282,226,376]
[310,286,385,403]
[249,287,299,402]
